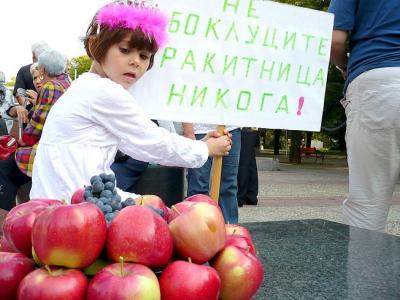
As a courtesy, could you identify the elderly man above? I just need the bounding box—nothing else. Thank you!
[13,41,50,106]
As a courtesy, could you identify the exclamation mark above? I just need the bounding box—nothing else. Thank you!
[297,96,304,116]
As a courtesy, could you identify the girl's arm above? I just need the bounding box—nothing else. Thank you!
[91,83,230,168]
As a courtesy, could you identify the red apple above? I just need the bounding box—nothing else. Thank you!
[0,252,35,300]
[169,202,226,264]
[225,224,254,245]
[167,201,196,223]
[87,262,160,300]
[17,266,88,300]
[185,194,218,206]
[29,199,62,205]
[159,260,221,300]
[166,207,172,221]
[32,247,43,267]
[0,236,16,252]
[211,245,264,300]
[3,200,61,256]
[135,195,169,221]
[225,224,256,255]
[107,205,173,268]
[32,202,107,269]
[71,188,85,204]
[83,258,111,276]
[225,235,256,255]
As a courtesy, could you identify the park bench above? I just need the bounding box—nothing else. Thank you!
[300,147,325,162]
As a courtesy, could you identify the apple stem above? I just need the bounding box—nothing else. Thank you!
[45,265,52,275]
[171,205,181,215]
[139,196,144,205]
[188,257,192,263]
[246,246,250,255]
[232,229,237,236]
[119,256,125,276]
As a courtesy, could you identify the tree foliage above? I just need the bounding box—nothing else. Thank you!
[270,0,347,162]
[274,0,330,11]
[5,76,16,87]
[68,55,92,80]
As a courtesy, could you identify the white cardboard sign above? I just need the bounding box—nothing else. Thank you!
[131,0,334,131]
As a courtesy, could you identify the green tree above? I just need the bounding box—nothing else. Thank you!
[5,76,16,87]
[68,55,92,80]
[321,66,346,151]
[275,0,330,10]
[271,0,344,163]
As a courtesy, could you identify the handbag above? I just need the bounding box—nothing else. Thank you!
[0,135,18,160]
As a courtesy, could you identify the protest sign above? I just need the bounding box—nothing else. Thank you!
[131,0,334,131]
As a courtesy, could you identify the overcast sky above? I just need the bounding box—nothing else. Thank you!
[0,0,110,81]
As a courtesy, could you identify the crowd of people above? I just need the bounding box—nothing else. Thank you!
[1,0,399,232]
[0,44,71,210]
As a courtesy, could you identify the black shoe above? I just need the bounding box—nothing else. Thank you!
[245,199,258,205]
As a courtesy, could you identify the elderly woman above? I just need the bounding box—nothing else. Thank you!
[6,62,44,129]
[0,50,71,211]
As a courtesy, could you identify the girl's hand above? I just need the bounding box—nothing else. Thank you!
[205,133,232,157]
[202,129,232,142]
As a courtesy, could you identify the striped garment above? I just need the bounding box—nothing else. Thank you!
[15,74,71,176]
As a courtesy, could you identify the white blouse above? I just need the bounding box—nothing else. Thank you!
[30,73,208,202]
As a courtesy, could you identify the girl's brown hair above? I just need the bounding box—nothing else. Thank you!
[82,16,159,70]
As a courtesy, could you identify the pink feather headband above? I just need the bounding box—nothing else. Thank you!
[96,2,168,48]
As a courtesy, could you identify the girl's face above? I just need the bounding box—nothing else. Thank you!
[32,69,43,91]
[99,36,152,89]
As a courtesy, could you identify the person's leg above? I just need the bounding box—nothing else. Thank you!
[343,67,400,232]
[0,155,31,210]
[246,131,259,205]
[237,131,251,206]
[111,157,149,193]
[219,128,241,223]
[186,133,212,196]
[0,119,8,135]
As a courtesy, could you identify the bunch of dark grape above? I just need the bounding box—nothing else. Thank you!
[83,173,136,224]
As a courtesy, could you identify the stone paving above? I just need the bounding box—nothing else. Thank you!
[239,155,400,236]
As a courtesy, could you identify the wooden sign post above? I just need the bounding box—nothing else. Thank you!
[210,125,226,203]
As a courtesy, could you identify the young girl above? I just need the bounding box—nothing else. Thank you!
[30,0,232,201]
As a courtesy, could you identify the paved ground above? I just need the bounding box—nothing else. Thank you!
[239,154,400,236]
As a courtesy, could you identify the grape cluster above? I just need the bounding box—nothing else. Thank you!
[84,173,135,224]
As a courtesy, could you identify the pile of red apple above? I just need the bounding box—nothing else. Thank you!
[0,193,264,300]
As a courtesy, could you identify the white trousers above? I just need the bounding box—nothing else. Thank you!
[343,67,400,232]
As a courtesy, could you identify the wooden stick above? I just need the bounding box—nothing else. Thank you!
[210,125,225,202]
